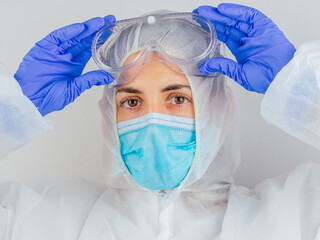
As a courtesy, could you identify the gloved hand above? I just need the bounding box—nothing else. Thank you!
[14,16,115,116]
[193,3,296,94]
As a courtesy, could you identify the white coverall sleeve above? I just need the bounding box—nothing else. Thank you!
[261,41,320,151]
[223,48,320,239]
[241,41,320,239]
[0,62,51,160]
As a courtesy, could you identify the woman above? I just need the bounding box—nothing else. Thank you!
[1,3,319,240]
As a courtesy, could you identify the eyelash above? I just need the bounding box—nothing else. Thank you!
[120,97,142,109]
[119,94,192,109]
[169,93,191,106]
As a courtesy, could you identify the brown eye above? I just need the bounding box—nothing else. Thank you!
[128,99,138,107]
[174,96,186,104]
[121,98,141,109]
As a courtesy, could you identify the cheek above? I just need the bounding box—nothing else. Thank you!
[167,102,195,119]
[116,107,137,123]
[116,103,147,123]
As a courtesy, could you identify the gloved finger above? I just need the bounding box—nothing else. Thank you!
[199,57,243,85]
[59,17,104,51]
[70,22,114,59]
[69,16,115,60]
[72,70,114,98]
[68,33,95,59]
[224,38,241,55]
[77,15,115,40]
[214,22,246,43]
[217,3,266,24]
[40,23,85,46]
[191,9,211,32]
[190,15,241,56]
[73,47,92,64]
[192,8,199,14]
[196,6,252,34]
[59,15,115,51]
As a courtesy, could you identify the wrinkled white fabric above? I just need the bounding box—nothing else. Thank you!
[0,23,320,240]
[0,63,51,159]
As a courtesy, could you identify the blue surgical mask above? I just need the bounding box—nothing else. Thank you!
[117,112,196,190]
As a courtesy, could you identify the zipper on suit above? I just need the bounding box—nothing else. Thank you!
[156,190,171,239]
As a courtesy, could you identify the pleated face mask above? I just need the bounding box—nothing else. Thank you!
[117,112,196,190]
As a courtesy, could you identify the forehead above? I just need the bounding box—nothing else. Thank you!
[117,51,190,90]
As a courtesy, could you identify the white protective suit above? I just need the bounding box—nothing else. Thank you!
[0,23,320,240]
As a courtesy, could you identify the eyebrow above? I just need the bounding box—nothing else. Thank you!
[115,84,191,94]
[161,84,191,92]
[116,87,143,94]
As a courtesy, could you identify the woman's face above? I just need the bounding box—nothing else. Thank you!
[116,52,195,123]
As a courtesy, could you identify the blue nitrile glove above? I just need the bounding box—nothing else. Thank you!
[193,3,296,94]
[14,16,115,116]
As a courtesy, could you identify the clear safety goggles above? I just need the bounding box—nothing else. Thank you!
[91,12,220,87]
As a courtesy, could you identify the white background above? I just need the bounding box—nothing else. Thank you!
[0,0,319,190]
